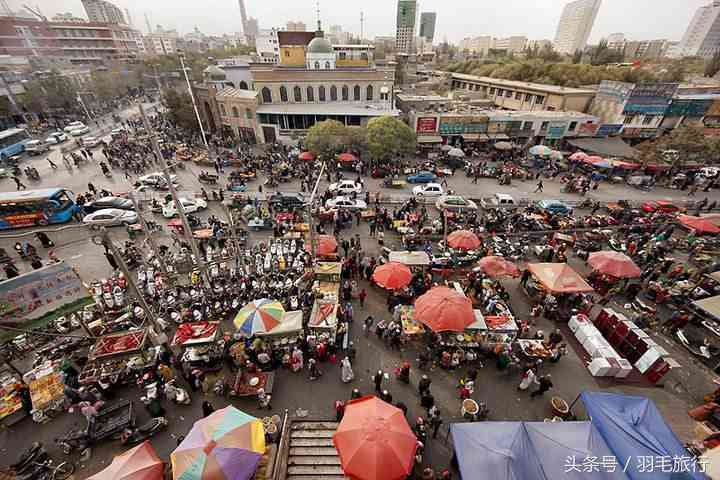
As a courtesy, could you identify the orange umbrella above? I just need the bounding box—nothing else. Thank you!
[414,286,474,332]
[87,441,163,480]
[333,396,417,480]
[678,215,720,234]
[298,151,315,161]
[306,235,338,256]
[588,251,641,278]
[477,256,520,278]
[372,262,412,290]
[447,230,481,250]
[338,152,357,163]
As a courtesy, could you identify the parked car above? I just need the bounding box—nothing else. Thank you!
[435,195,478,212]
[537,199,573,216]
[24,140,50,156]
[83,208,138,227]
[44,132,68,144]
[63,121,85,133]
[68,125,90,136]
[328,179,362,195]
[137,172,178,188]
[325,196,367,211]
[81,136,102,148]
[269,192,306,209]
[84,196,134,213]
[480,193,517,209]
[110,128,127,139]
[641,200,681,214]
[407,171,438,184]
[412,183,445,198]
[162,198,208,218]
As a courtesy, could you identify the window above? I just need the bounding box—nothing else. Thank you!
[342,85,349,101]
[294,86,302,102]
[642,115,654,125]
[497,89,503,97]
[331,85,338,101]
[285,50,290,57]
[246,109,252,119]
[505,90,512,98]
[515,92,522,100]
[366,85,373,101]
[339,52,347,60]
[280,86,288,102]
[325,61,331,69]
[540,121,549,130]
[624,115,634,125]
[489,88,496,95]
[230,107,238,117]
[525,93,533,102]
[353,85,361,101]
[568,121,577,131]
[314,61,320,69]
[522,121,533,130]
[239,81,248,90]
[220,104,227,115]
[261,87,272,103]
[319,86,326,102]
[307,86,314,102]
[535,95,545,104]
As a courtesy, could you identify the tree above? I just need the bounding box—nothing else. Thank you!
[572,50,583,64]
[163,89,197,131]
[18,73,79,115]
[706,51,720,78]
[366,116,416,163]
[305,120,349,159]
[346,126,367,154]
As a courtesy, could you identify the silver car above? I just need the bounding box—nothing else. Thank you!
[83,208,138,227]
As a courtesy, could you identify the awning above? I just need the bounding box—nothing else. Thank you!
[566,137,639,159]
[462,133,488,142]
[257,311,303,336]
[694,295,720,321]
[486,133,510,140]
[417,135,442,144]
[528,263,594,294]
[388,251,430,266]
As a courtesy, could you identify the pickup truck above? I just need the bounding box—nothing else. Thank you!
[480,193,518,209]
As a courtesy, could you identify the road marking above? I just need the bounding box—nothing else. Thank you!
[70,254,83,260]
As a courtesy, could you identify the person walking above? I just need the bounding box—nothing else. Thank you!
[47,158,57,169]
[341,356,355,383]
[373,370,384,393]
[530,374,553,398]
[429,412,443,439]
[363,315,374,336]
[418,375,431,396]
[534,180,543,193]
[12,176,26,190]
[201,400,215,418]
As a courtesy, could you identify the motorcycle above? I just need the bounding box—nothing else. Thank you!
[198,172,219,184]
[10,442,74,479]
[120,417,168,445]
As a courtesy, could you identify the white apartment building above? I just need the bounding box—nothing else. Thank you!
[553,0,602,55]
[396,0,418,53]
[606,33,625,50]
[286,21,307,32]
[677,1,720,58]
[255,29,279,64]
[493,36,527,54]
[144,33,177,56]
[81,0,126,25]
[460,36,493,55]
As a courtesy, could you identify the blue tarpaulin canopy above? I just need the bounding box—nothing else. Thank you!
[450,421,628,479]
[581,391,706,480]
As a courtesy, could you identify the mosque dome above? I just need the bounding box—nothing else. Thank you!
[307,36,333,54]
[203,65,226,81]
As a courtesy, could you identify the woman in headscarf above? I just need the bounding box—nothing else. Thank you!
[340,356,354,383]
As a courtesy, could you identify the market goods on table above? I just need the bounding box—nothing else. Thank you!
[172,321,219,346]
[91,330,147,359]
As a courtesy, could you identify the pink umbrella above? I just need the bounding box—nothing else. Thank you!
[569,152,589,161]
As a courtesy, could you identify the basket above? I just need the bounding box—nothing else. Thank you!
[462,399,479,419]
[551,396,569,418]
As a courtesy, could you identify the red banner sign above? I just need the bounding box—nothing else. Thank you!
[416,117,438,134]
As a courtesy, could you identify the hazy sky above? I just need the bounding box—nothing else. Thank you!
[11,0,710,43]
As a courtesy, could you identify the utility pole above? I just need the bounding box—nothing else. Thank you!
[178,51,210,151]
[307,161,326,261]
[98,228,166,345]
[129,191,172,284]
[77,93,93,122]
[152,64,164,105]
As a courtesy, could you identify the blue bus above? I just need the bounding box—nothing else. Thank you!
[0,188,79,230]
[0,128,30,161]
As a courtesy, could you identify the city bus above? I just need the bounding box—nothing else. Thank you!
[0,189,79,230]
[0,128,30,161]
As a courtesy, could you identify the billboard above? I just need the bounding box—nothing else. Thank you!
[438,115,489,135]
[546,121,568,139]
[577,123,599,135]
[416,117,438,134]
[596,81,633,101]
[0,262,89,324]
[665,99,712,117]
[623,82,678,115]
[597,124,624,137]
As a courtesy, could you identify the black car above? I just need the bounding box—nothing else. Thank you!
[269,192,305,209]
[84,196,135,213]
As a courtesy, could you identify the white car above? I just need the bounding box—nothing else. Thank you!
[63,121,85,133]
[435,195,478,212]
[82,136,102,148]
[412,183,445,198]
[24,140,50,155]
[162,198,208,218]
[83,208,138,227]
[69,126,90,136]
[328,179,362,196]
[138,172,179,188]
[45,132,68,144]
[325,196,367,211]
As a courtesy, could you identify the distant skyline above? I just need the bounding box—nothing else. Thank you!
[9,0,712,44]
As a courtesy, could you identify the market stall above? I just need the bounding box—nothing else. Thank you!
[257,311,304,368]
[388,251,431,267]
[524,263,594,321]
[79,329,149,386]
[173,322,224,374]
[468,311,519,349]
[231,371,275,397]
[393,305,424,336]
[308,300,339,339]
[0,366,25,426]
[24,362,65,423]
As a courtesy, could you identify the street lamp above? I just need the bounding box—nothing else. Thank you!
[177,50,210,152]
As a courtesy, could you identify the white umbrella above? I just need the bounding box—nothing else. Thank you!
[448,148,466,158]
[549,150,564,161]
[440,145,453,152]
[529,145,553,157]
[494,141,514,151]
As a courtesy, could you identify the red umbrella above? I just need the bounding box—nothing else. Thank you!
[298,151,315,161]
[305,235,338,256]
[333,396,417,480]
[587,251,641,279]
[678,215,720,234]
[477,256,520,278]
[338,152,357,163]
[447,230,481,250]
[569,152,589,161]
[414,286,475,332]
[372,262,412,290]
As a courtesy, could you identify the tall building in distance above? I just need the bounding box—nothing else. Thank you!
[419,12,436,43]
[553,0,601,54]
[81,0,126,25]
[286,21,307,32]
[395,0,418,53]
[677,1,720,58]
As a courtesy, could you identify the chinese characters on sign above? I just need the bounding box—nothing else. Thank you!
[416,117,438,134]
[438,116,489,135]
[546,121,568,139]
[564,455,707,474]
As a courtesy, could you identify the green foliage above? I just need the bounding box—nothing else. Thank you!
[589,39,624,66]
[163,89,197,131]
[637,125,720,165]
[18,72,79,114]
[572,50,584,64]
[366,116,416,162]
[305,120,349,159]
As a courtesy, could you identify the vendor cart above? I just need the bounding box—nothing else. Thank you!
[314,262,341,282]
[173,322,224,375]
[25,363,65,423]
[515,339,553,362]
[88,399,135,442]
[393,305,424,336]
[467,311,518,349]
[0,367,26,426]
[382,179,407,189]
[230,371,275,397]
[227,182,248,192]
[308,300,339,338]
[79,330,149,387]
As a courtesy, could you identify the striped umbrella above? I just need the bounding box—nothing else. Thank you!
[171,407,265,480]
[529,145,553,157]
[233,299,284,335]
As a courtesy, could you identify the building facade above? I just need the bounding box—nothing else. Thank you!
[553,0,602,55]
[419,12,436,44]
[677,1,720,58]
[449,73,596,113]
[286,21,307,32]
[492,36,528,54]
[81,0,126,25]
[395,0,418,53]
[255,29,279,63]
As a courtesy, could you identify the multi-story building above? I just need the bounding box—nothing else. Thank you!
[553,0,602,55]
[244,18,259,45]
[52,13,87,23]
[419,12,436,44]
[144,33,177,56]
[255,28,279,63]
[606,32,625,50]
[459,36,493,56]
[286,21,307,32]
[623,40,671,60]
[396,0,418,53]
[492,36,528,54]
[448,72,596,113]
[81,0,126,25]
[677,1,720,58]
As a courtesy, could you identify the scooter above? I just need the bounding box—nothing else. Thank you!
[119,417,168,445]
[164,380,191,405]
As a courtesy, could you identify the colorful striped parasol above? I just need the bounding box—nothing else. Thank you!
[233,299,284,335]
[171,406,265,480]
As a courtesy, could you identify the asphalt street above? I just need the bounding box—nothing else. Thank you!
[0,116,717,477]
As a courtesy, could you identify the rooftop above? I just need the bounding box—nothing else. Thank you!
[257,102,399,116]
[448,72,597,95]
[396,94,449,101]
[216,87,258,100]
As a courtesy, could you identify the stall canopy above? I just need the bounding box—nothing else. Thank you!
[388,251,430,266]
[580,391,706,480]
[451,421,627,480]
[257,311,303,337]
[567,137,639,159]
[88,441,164,480]
[678,215,720,234]
[528,263,594,293]
[694,295,720,321]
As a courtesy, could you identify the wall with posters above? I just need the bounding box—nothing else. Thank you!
[438,115,489,135]
[0,262,89,324]
[623,82,678,115]
[416,117,438,133]
[546,121,568,139]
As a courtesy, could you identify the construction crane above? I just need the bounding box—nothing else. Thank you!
[23,4,46,21]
